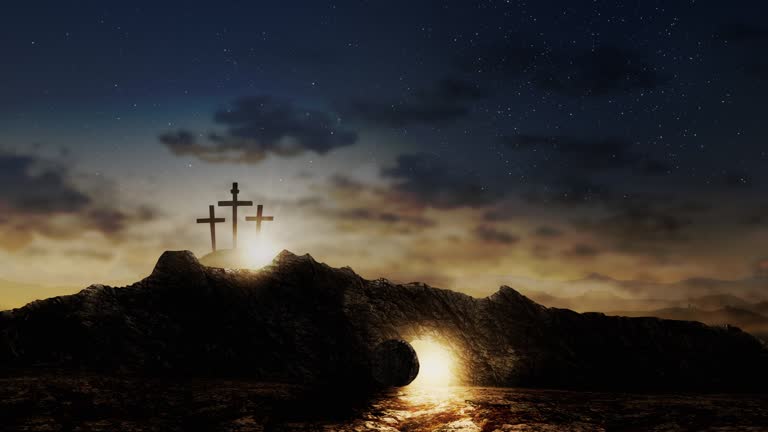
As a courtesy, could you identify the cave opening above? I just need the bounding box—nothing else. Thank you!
[408,337,457,387]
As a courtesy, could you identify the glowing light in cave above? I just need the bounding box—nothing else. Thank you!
[409,338,457,387]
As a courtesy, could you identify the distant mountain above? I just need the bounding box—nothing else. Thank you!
[611,307,768,342]
[753,301,768,316]
[686,294,754,311]
[525,289,676,313]
[571,273,768,302]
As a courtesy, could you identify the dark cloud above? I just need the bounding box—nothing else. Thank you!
[482,208,516,222]
[0,151,160,250]
[564,243,601,258]
[335,207,434,227]
[715,24,768,81]
[503,134,668,174]
[459,38,539,76]
[462,41,664,96]
[573,203,694,258]
[740,204,768,226]
[474,225,520,245]
[0,153,90,213]
[754,258,768,277]
[534,46,664,96]
[533,226,563,237]
[382,153,505,209]
[347,78,488,127]
[503,134,671,208]
[160,96,357,164]
[86,205,159,235]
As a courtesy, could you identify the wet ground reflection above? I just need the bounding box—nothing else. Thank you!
[2,375,768,431]
[322,385,768,431]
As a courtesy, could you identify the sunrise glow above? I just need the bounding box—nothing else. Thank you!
[243,239,282,269]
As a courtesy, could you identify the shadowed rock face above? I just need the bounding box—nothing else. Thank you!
[0,250,766,391]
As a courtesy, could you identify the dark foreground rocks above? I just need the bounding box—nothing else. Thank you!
[0,250,767,391]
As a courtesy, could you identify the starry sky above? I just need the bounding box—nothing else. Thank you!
[2,0,768,308]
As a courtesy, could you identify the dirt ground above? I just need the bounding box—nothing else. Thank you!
[1,374,767,431]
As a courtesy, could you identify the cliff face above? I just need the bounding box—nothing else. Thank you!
[1,250,766,391]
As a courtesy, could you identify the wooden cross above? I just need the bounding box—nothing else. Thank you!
[246,204,274,233]
[218,182,253,249]
[197,205,225,252]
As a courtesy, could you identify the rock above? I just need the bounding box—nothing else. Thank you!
[0,250,766,391]
[371,339,419,387]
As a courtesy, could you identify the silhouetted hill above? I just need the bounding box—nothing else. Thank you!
[753,301,768,316]
[562,273,768,302]
[611,306,768,342]
[687,294,753,310]
[0,251,766,391]
[525,290,672,312]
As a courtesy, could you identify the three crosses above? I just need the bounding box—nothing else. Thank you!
[196,182,274,252]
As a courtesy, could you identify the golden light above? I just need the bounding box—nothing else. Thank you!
[409,338,457,387]
[241,236,282,269]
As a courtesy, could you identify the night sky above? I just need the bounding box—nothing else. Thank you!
[2,1,768,308]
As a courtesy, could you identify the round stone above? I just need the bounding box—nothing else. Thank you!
[371,339,420,387]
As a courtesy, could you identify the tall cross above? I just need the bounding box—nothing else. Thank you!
[196,205,226,252]
[246,204,274,233]
[218,182,253,249]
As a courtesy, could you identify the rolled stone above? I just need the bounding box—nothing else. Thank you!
[371,339,420,387]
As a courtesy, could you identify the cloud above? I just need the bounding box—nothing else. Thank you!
[160,96,357,164]
[382,153,505,209]
[0,153,90,213]
[533,226,563,237]
[501,134,674,208]
[347,78,489,127]
[572,203,695,259]
[502,134,668,174]
[0,151,160,251]
[293,174,437,235]
[564,243,601,258]
[462,41,664,96]
[715,24,768,81]
[335,207,434,227]
[534,46,664,96]
[474,225,520,244]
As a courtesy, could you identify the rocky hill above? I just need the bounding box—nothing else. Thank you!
[0,250,766,391]
[611,306,768,342]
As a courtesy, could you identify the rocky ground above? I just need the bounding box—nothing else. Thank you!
[1,374,767,431]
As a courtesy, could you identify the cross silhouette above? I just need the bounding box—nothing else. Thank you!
[246,204,274,233]
[218,182,253,249]
[197,205,226,252]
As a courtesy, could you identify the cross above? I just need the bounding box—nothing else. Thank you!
[218,182,253,249]
[196,205,226,252]
[246,204,274,233]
